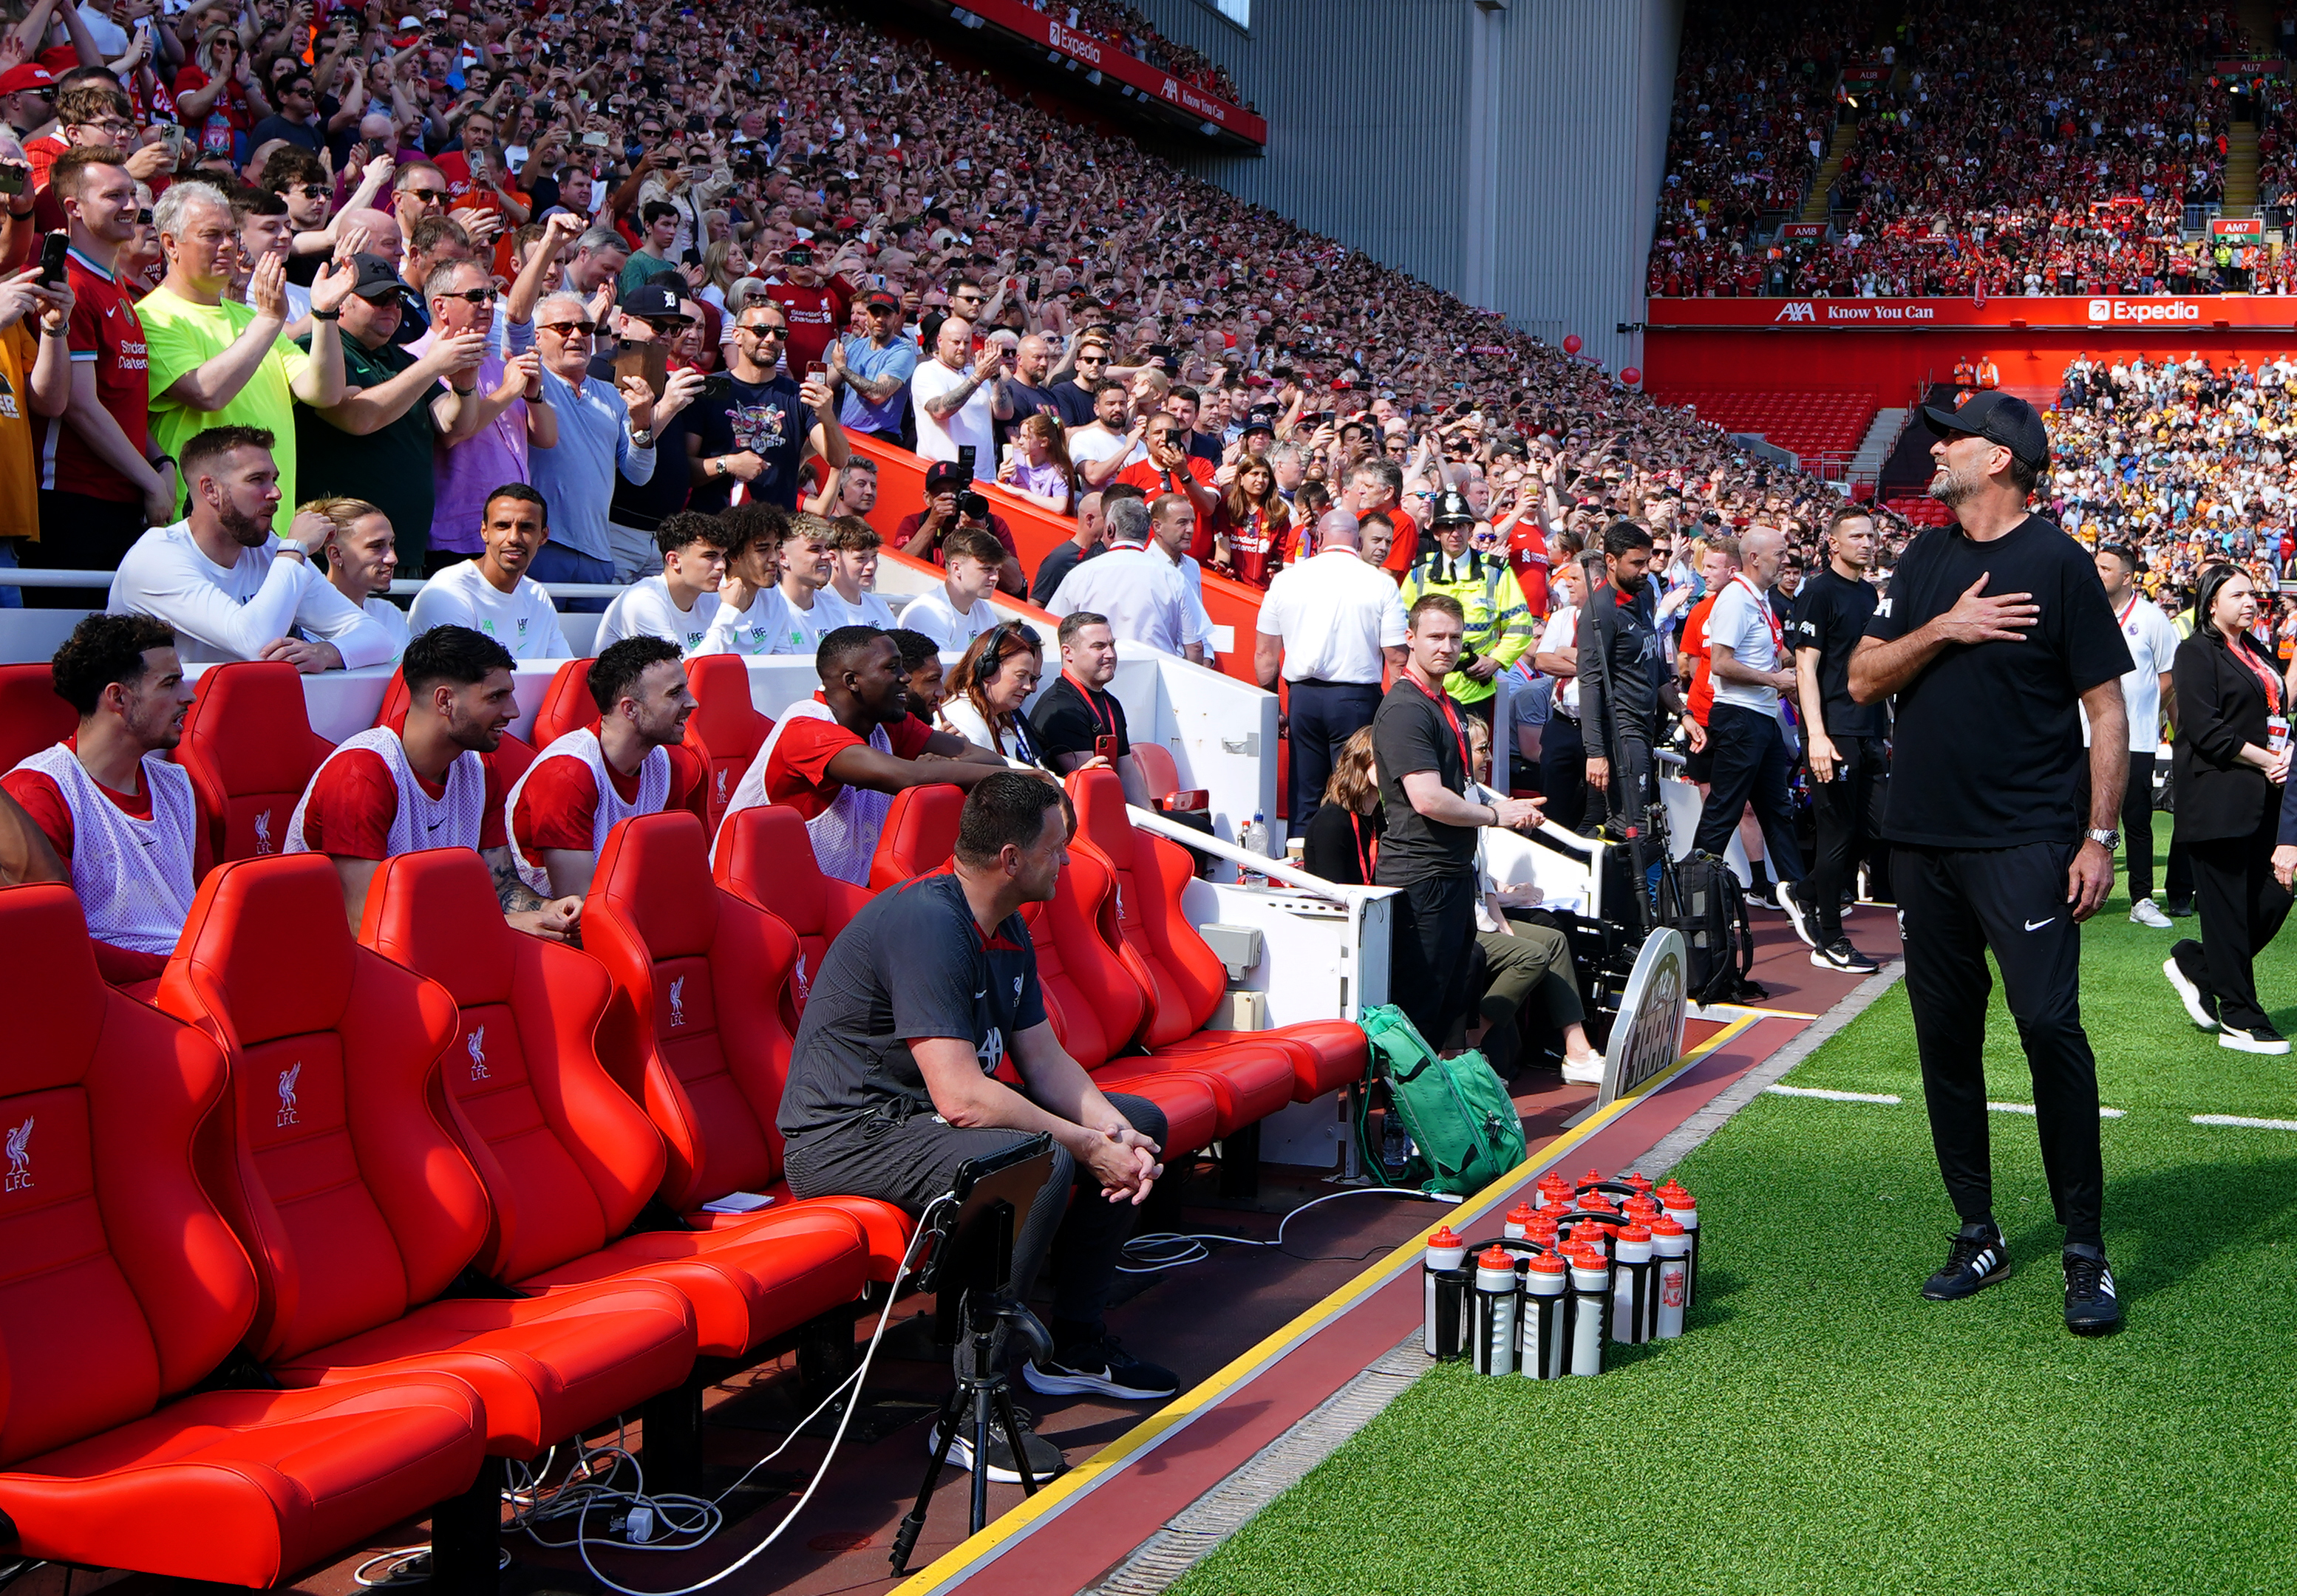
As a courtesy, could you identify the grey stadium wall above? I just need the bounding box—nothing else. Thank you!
[1125,0,1681,381]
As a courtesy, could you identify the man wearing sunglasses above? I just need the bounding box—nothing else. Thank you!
[689,299,850,516]
[830,287,914,444]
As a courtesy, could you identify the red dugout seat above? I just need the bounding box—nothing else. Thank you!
[684,655,772,833]
[173,661,333,864]
[583,812,913,1282]
[0,885,487,1587]
[0,662,74,772]
[1069,770,1367,1101]
[869,782,964,890]
[531,657,600,747]
[158,854,699,1459]
[359,849,871,1361]
[712,804,870,1031]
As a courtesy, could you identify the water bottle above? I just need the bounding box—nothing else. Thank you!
[1651,1215,1690,1339]
[1610,1224,1655,1345]
[1422,1226,1467,1357]
[1471,1247,1520,1377]
[1565,1248,1610,1376]
[1240,811,1269,887]
[1658,1180,1702,1309]
[1503,1202,1534,1241]
[1519,1250,1568,1380]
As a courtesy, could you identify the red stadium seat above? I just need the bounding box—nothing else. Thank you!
[173,661,332,864]
[712,803,871,1031]
[868,782,964,890]
[1132,740,1182,804]
[0,662,74,772]
[0,885,488,1588]
[685,655,772,833]
[582,811,913,1282]
[531,656,600,747]
[1069,770,1367,1102]
[358,849,871,1360]
[157,853,699,1460]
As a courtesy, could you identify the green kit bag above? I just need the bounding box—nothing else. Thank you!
[1356,1003,1525,1196]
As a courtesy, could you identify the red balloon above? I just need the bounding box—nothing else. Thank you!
[1562,334,1582,354]
[1620,366,1642,385]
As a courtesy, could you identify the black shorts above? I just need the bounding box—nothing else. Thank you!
[1684,741,1715,785]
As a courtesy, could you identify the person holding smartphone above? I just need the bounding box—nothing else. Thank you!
[1031,610,1151,808]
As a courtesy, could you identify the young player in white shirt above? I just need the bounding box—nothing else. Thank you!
[694,502,806,656]
[899,525,1004,653]
[814,515,899,631]
[407,483,573,658]
[596,510,728,653]
[312,496,411,661]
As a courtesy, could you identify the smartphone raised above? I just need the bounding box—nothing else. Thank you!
[1095,734,1120,763]
[612,338,668,400]
[38,231,69,289]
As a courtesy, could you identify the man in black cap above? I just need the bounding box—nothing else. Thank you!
[829,287,917,443]
[593,282,704,578]
[1850,389,2135,1336]
[296,253,497,550]
[1400,489,1534,724]
[894,458,1024,596]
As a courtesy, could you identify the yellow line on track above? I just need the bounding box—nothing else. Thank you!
[888,1010,1769,1595]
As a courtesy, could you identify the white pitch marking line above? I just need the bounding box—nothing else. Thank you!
[1766,1085,1902,1103]
[1990,1102,2126,1118]
[2192,1114,2297,1131]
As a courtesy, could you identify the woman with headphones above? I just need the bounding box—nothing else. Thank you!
[2164,563,2295,1054]
[938,621,1049,768]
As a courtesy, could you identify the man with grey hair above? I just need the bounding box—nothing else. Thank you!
[1346,456,1415,574]
[1045,494,1194,658]
[565,226,630,301]
[1256,510,1409,826]
[1690,523,1807,911]
[139,180,355,516]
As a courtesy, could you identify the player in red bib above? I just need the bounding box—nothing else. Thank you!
[2,615,204,986]
[718,624,1008,885]
[507,635,698,901]
[286,624,580,940]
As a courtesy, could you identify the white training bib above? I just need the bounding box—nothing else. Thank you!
[16,745,197,955]
[504,726,670,895]
[716,698,891,887]
[285,726,486,858]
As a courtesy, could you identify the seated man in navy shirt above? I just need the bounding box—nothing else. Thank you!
[777,773,1177,1480]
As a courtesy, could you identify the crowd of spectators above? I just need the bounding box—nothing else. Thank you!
[1649,0,2290,300]
[1010,0,1244,106]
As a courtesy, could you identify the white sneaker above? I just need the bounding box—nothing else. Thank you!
[1560,1054,1606,1085]
[2129,898,2174,930]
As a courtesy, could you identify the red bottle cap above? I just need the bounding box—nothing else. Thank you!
[1478,1247,1517,1270]
[1580,1167,1605,1187]
[1428,1226,1463,1250]
[1527,1215,1559,1240]
[1650,1215,1685,1235]
[1528,1251,1567,1275]
[1506,1202,1535,1226]
[1618,1224,1652,1243]
[1624,1196,1661,1220]
[1577,1190,1619,1213]
[1626,1172,1653,1191]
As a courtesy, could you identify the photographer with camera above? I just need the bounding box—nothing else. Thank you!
[895,457,1026,595]
[763,236,857,378]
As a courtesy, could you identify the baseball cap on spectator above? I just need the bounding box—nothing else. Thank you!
[924,460,969,494]
[347,253,418,307]
[1921,389,2050,468]
[0,64,55,94]
[1242,412,1275,438]
[864,288,901,311]
[622,283,693,323]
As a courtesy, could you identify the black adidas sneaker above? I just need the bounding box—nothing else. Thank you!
[1921,1222,2010,1301]
[2062,1245,2123,1335]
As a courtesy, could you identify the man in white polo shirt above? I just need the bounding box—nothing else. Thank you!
[107,424,398,671]
[2092,542,2180,927]
[507,635,695,899]
[406,482,573,658]
[1691,523,1806,924]
[1045,495,1196,661]
[1254,510,1408,829]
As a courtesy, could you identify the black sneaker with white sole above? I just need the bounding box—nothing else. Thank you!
[929,1399,1066,1484]
[1022,1336,1180,1401]
[2062,1245,2123,1334]
[2218,1020,2291,1055]
[2163,939,2221,1031]
[1811,937,1879,974]
[1921,1223,2010,1301]
[1778,881,1819,949]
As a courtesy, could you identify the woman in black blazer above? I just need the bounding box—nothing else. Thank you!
[2165,565,2294,1053]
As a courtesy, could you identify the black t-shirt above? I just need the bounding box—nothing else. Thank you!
[687,370,812,512]
[1865,515,2133,848]
[1049,378,1101,429]
[1029,538,1101,607]
[780,871,1047,1139]
[1791,567,1884,740]
[1372,675,1474,885]
[1030,672,1130,764]
[588,351,696,531]
[996,379,1058,451]
[1302,801,1384,886]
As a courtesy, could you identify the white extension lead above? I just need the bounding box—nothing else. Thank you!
[354,1191,957,1596]
[1117,1187,1464,1274]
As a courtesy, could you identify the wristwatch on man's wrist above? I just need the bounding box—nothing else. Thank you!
[2083,827,2120,851]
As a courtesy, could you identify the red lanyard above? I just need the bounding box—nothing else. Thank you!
[2117,593,2140,630]
[1403,665,1471,775]
[1732,573,1785,658]
[2234,638,2284,712]
[1063,669,1117,737]
[1350,811,1378,883]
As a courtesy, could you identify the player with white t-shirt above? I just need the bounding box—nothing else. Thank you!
[693,502,815,655]
[285,624,582,941]
[508,637,694,900]
[1,615,205,986]
[898,525,1004,654]
[596,511,728,653]
[106,425,399,671]
[814,517,899,631]
[407,484,573,658]
[2091,543,2182,927]
[1690,525,1807,917]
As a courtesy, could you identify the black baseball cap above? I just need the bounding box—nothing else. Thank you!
[346,253,417,306]
[924,460,969,493]
[1920,389,2049,469]
[619,282,692,322]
